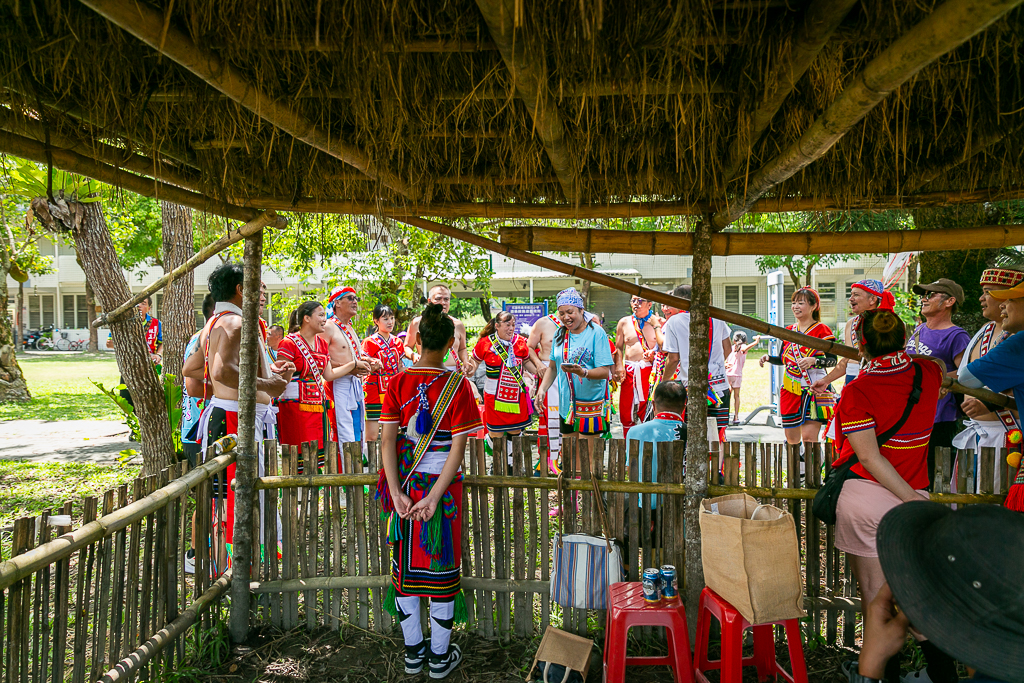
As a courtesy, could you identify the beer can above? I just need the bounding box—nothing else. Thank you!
[213,434,237,455]
[642,568,661,603]
[660,565,678,600]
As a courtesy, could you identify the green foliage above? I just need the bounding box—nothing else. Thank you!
[262,214,493,332]
[91,380,142,441]
[0,460,141,527]
[890,289,920,327]
[105,193,164,274]
[5,159,102,203]
[163,372,183,455]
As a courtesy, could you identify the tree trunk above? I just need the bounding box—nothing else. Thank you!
[15,280,23,348]
[229,230,264,643]
[160,202,196,381]
[684,219,713,639]
[85,276,98,352]
[479,296,493,321]
[0,243,31,402]
[31,195,175,473]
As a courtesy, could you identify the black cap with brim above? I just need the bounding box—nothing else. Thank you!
[877,502,1024,681]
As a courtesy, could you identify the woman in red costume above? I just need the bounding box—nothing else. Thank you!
[276,301,336,471]
[363,303,407,442]
[375,303,481,679]
[759,287,838,445]
[467,310,546,440]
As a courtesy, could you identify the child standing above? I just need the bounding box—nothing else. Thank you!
[725,331,761,425]
[376,303,481,679]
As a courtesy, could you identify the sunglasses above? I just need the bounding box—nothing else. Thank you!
[631,297,650,304]
[919,292,944,301]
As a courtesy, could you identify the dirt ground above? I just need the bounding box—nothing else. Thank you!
[203,625,859,683]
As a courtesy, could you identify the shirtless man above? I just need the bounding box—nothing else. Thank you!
[614,295,664,437]
[183,262,294,572]
[322,286,377,459]
[527,312,564,472]
[405,285,469,370]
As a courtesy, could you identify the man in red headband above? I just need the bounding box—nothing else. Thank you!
[812,279,891,395]
[952,267,1024,493]
[323,286,378,462]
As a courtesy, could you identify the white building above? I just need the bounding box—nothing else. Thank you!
[6,234,902,343]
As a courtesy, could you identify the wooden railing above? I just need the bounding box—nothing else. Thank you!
[0,445,236,683]
[249,436,1008,645]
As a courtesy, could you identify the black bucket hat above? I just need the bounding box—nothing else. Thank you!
[877,502,1024,681]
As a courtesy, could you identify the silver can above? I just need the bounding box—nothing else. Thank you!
[642,568,661,602]
[660,565,678,599]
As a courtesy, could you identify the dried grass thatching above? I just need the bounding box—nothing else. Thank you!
[0,0,1022,216]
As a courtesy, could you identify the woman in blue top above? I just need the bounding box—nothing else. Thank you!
[534,288,614,467]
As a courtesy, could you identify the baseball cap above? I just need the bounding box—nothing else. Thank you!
[912,278,965,304]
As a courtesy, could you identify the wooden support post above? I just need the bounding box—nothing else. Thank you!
[683,220,713,638]
[228,231,264,643]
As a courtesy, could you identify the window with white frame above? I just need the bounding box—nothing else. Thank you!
[62,294,90,328]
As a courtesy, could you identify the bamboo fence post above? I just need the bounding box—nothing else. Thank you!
[229,229,264,643]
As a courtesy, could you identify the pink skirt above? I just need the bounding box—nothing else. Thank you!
[835,479,928,557]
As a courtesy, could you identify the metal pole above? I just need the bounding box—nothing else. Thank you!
[529,278,534,302]
[229,230,264,643]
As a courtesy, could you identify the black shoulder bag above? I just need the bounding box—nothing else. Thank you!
[812,362,922,524]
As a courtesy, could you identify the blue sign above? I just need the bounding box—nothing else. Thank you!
[503,302,548,334]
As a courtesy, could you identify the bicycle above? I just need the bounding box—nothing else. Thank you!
[35,334,54,351]
[53,330,72,351]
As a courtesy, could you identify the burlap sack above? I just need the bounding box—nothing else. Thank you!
[699,493,805,625]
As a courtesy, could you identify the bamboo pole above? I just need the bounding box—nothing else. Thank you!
[76,0,418,200]
[249,575,549,594]
[397,215,1012,406]
[722,0,859,181]
[712,0,1024,229]
[233,186,1024,219]
[475,0,577,202]
[94,211,286,326]
[228,232,263,643]
[0,450,235,592]
[0,130,258,222]
[0,108,201,192]
[497,223,1024,256]
[98,571,231,683]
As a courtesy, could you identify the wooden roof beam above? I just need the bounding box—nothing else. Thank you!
[233,186,1024,219]
[0,129,259,223]
[474,0,578,203]
[76,0,419,201]
[711,0,1024,230]
[497,224,1024,255]
[722,0,858,182]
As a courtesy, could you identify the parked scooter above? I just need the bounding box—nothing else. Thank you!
[22,325,54,351]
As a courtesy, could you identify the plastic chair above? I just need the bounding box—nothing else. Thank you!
[693,587,807,683]
[603,582,694,683]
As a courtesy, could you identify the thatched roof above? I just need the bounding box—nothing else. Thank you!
[1,0,1023,223]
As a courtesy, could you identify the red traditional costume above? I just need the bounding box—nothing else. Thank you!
[143,314,162,354]
[276,332,335,470]
[620,313,655,436]
[363,332,406,421]
[472,334,533,433]
[777,321,837,429]
[375,367,482,623]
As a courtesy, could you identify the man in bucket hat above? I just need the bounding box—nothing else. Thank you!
[849,502,1024,683]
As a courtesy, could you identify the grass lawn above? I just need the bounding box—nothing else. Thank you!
[0,352,123,422]
[0,460,142,529]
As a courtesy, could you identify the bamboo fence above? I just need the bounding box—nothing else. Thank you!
[0,434,1008,683]
[0,447,236,683]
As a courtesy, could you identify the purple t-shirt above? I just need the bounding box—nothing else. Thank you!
[905,324,970,423]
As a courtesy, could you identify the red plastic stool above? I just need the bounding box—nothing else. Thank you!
[603,582,694,683]
[693,587,807,683]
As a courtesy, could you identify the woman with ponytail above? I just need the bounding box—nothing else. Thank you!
[276,301,335,469]
[375,302,481,679]
[831,309,947,683]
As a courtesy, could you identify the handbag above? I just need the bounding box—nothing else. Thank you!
[812,362,922,524]
[550,449,624,610]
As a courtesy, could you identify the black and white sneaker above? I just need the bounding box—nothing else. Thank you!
[428,644,462,679]
[184,548,196,575]
[405,641,427,675]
